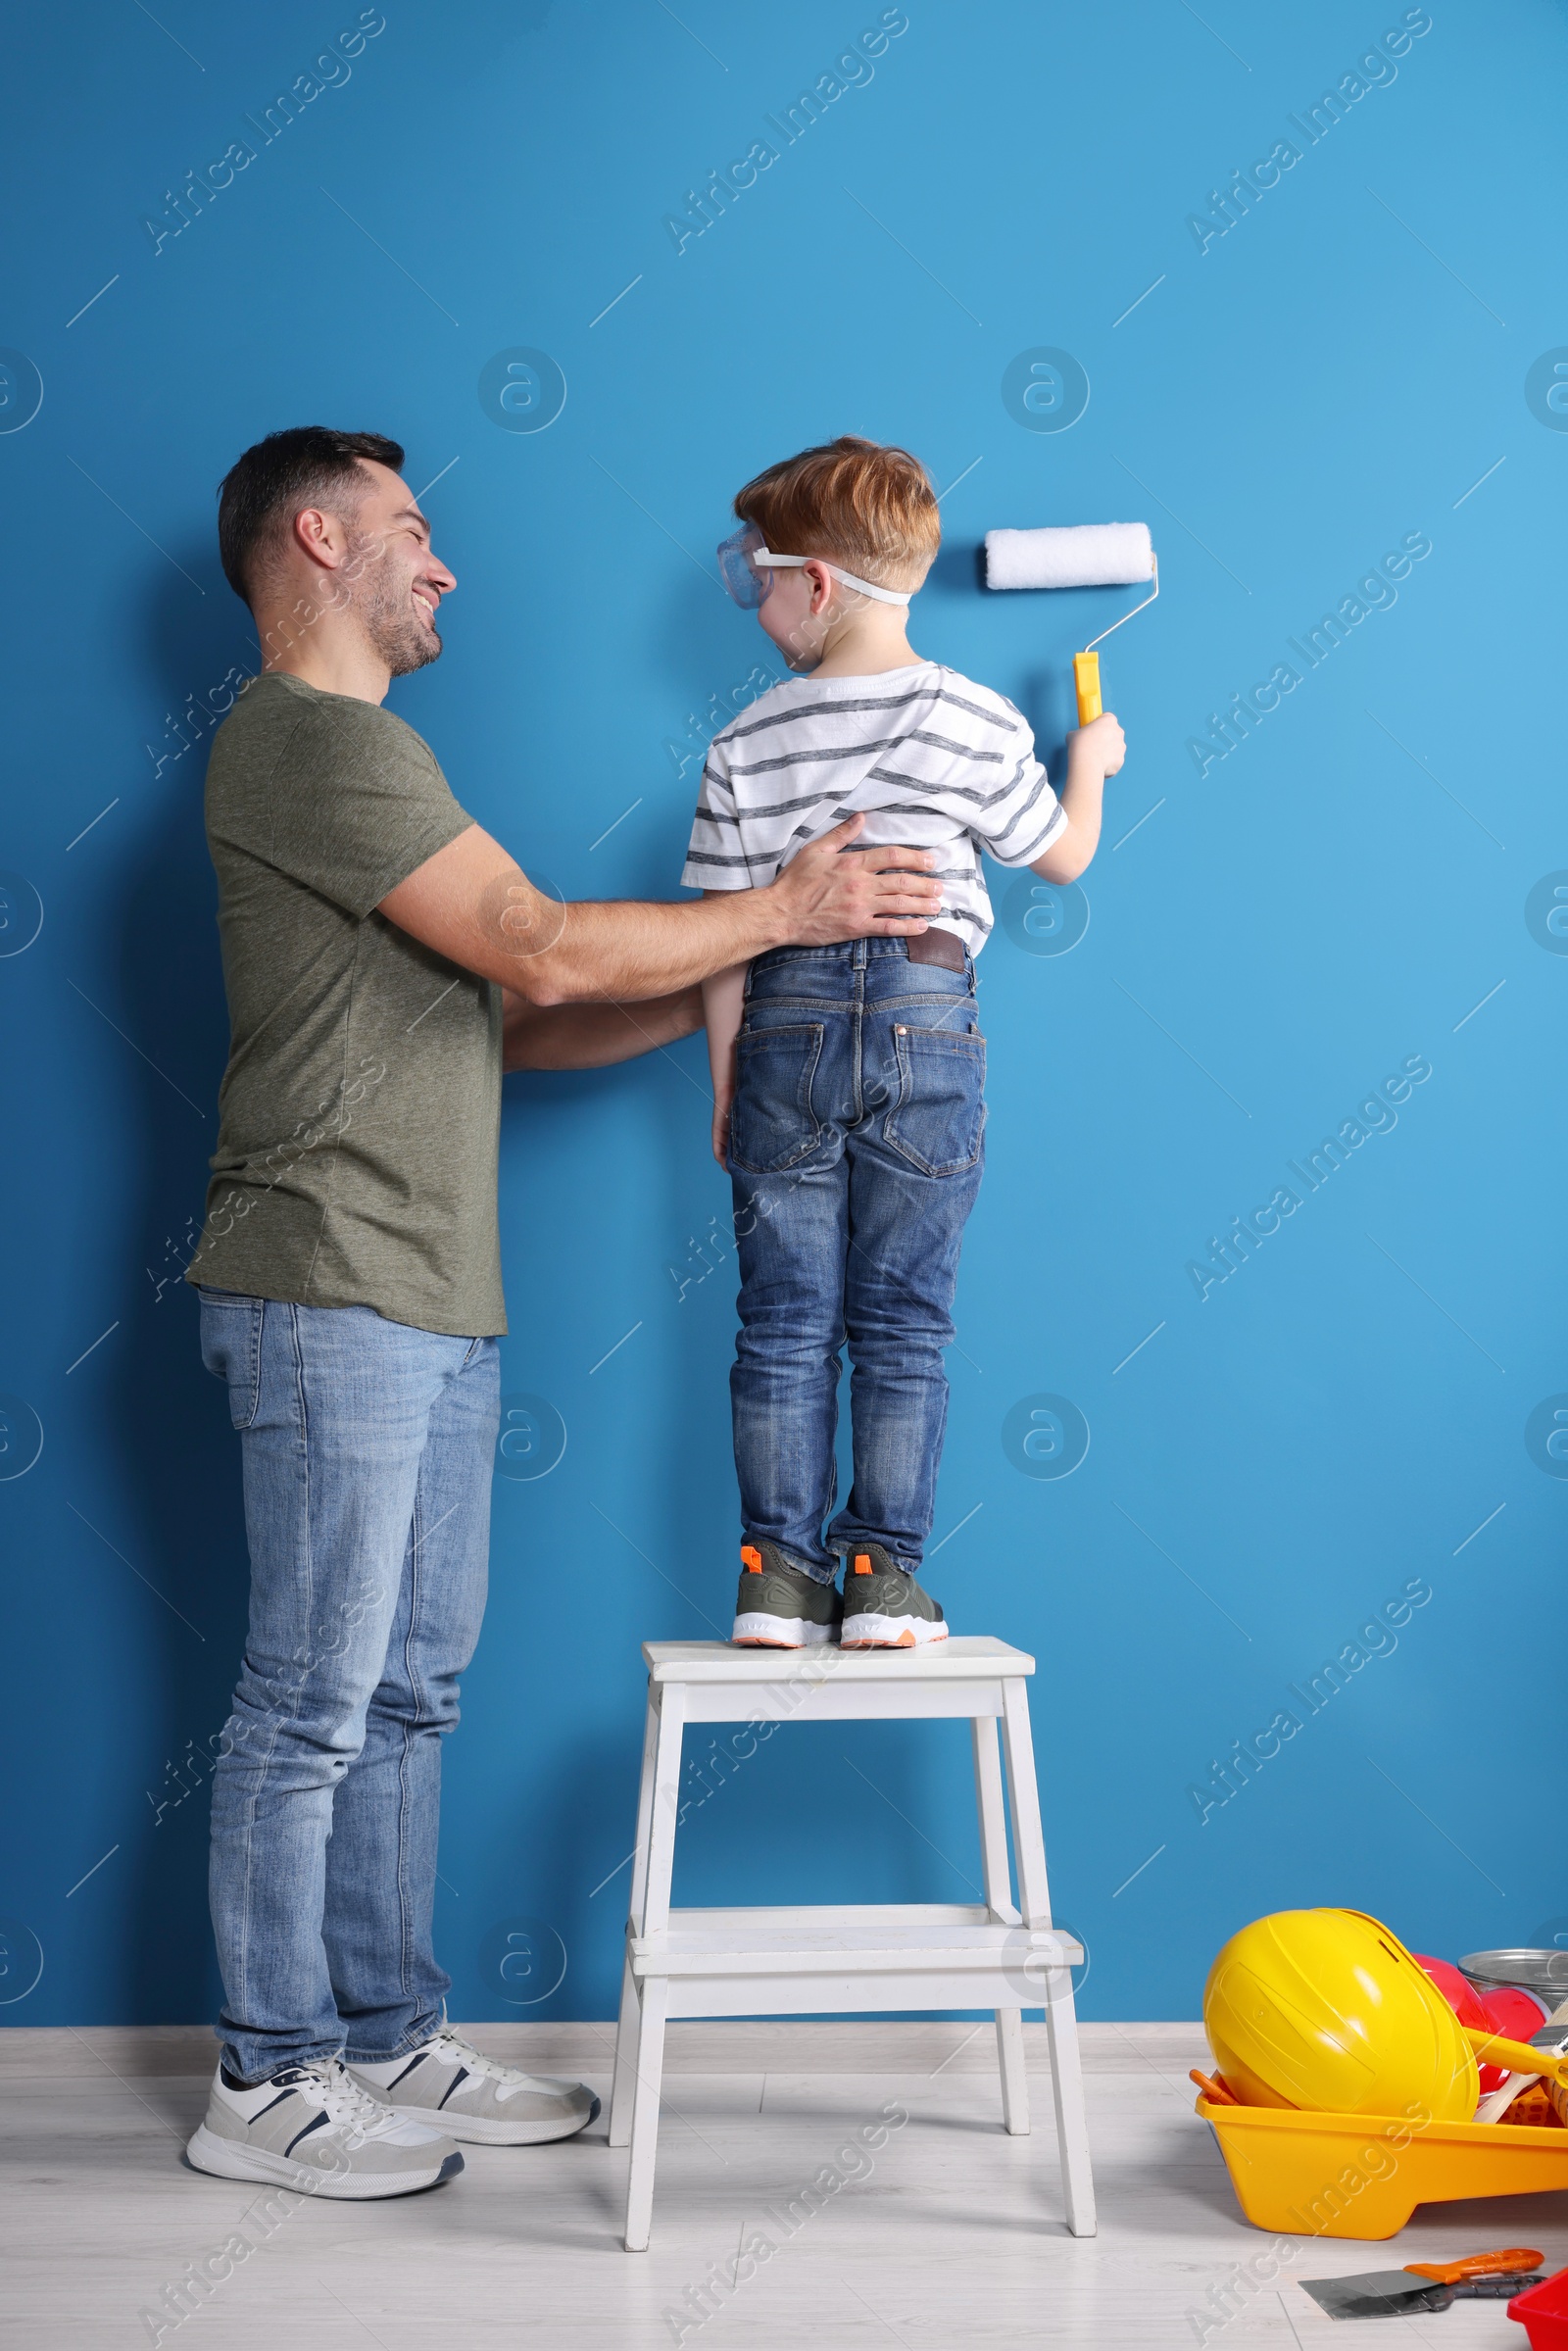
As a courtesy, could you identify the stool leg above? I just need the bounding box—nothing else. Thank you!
[610,1685,662,2147]
[620,1688,685,2251]
[639,1684,685,1936]
[971,1716,1028,2135]
[1042,1966,1096,2237]
[608,1953,641,2149]
[1000,1677,1097,2237]
[623,1976,668,2252]
[995,2008,1029,2136]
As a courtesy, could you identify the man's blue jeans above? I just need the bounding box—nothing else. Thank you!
[199,1291,499,2082]
[727,938,985,1584]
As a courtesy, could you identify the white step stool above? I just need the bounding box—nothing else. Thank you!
[607,1636,1095,2251]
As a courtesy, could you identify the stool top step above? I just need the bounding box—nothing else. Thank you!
[641,1635,1034,1684]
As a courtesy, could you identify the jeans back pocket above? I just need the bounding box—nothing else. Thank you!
[729,1022,826,1173]
[884,1026,986,1177]
[198,1290,265,1429]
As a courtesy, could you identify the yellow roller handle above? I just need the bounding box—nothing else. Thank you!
[1073,651,1102,725]
[1464,2026,1568,2087]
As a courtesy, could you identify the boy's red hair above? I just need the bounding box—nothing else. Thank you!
[733,435,939,590]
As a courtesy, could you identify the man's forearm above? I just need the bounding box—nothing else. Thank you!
[377,816,941,1008]
[508,890,790,1006]
[503,986,703,1071]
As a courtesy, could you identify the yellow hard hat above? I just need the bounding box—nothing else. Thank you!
[1203,1908,1477,2121]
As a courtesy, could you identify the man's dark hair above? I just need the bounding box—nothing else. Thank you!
[217,426,405,602]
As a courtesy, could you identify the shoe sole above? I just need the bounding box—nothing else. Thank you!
[380,2092,602,2146]
[732,1612,839,1647]
[841,1613,949,1649]
[185,2123,463,2199]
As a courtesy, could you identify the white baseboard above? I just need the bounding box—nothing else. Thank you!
[0,2017,1204,2079]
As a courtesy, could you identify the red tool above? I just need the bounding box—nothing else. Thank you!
[1417,1955,1548,2093]
[1487,1986,1552,2042]
[1510,2266,1568,2349]
[1416,1954,1488,2031]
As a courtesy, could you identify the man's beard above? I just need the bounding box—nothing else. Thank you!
[349,535,442,676]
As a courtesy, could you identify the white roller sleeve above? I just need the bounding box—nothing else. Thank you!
[984,521,1153,591]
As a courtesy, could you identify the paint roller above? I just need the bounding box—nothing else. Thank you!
[984,521,1158,726]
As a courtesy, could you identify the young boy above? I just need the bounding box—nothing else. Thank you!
[683,437,1125,1649]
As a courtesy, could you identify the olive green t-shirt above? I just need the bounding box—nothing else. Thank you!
[185,671,506,1337]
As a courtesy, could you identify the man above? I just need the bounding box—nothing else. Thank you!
[182,427,941,2198]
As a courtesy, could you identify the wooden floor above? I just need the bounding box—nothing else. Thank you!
[4,2020,1565,2347]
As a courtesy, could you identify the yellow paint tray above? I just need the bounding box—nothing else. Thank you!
[1196,2093,1568,2240]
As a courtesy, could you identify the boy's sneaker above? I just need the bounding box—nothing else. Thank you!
[185,2056,463,2199]
[732,1539,843,1646]
[840,1543,949,1648]
[345,2030,599,2146]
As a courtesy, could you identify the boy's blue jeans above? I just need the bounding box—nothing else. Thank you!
[199,1289,498,2082]
[727,937,985,1584]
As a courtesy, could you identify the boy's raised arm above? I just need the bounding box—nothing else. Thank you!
[378,813,939,1008]
[1029,712,1126,884]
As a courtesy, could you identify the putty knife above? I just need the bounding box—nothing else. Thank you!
[1301,2246,1544,2321]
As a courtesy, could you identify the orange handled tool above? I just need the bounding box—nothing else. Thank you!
[1405,2248,1545,2284]
[1303,2248,1547,2320]
[1189,2067,1239,2106]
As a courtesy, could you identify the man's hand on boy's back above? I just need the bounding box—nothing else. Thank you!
[763,812,940,946]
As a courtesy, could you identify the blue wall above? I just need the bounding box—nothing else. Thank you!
[3,0,1565,2031]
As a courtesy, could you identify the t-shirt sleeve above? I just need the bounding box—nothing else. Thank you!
[679,736,749,892]
[971,712,1069,869]
[263,703,474,919]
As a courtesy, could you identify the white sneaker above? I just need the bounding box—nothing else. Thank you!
[346,2029,600,2146]
[185,2057,464,2199]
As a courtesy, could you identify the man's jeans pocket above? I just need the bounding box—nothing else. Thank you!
[885,1026,987,1177]
[730,1022,826,1173]
[199,1289,265,1429]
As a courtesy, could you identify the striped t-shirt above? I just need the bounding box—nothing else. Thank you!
[679,662,1065,955]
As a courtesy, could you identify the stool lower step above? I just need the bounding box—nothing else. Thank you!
[633,1904,1081,1958]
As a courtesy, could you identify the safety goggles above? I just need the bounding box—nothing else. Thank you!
[716,522,912,611]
